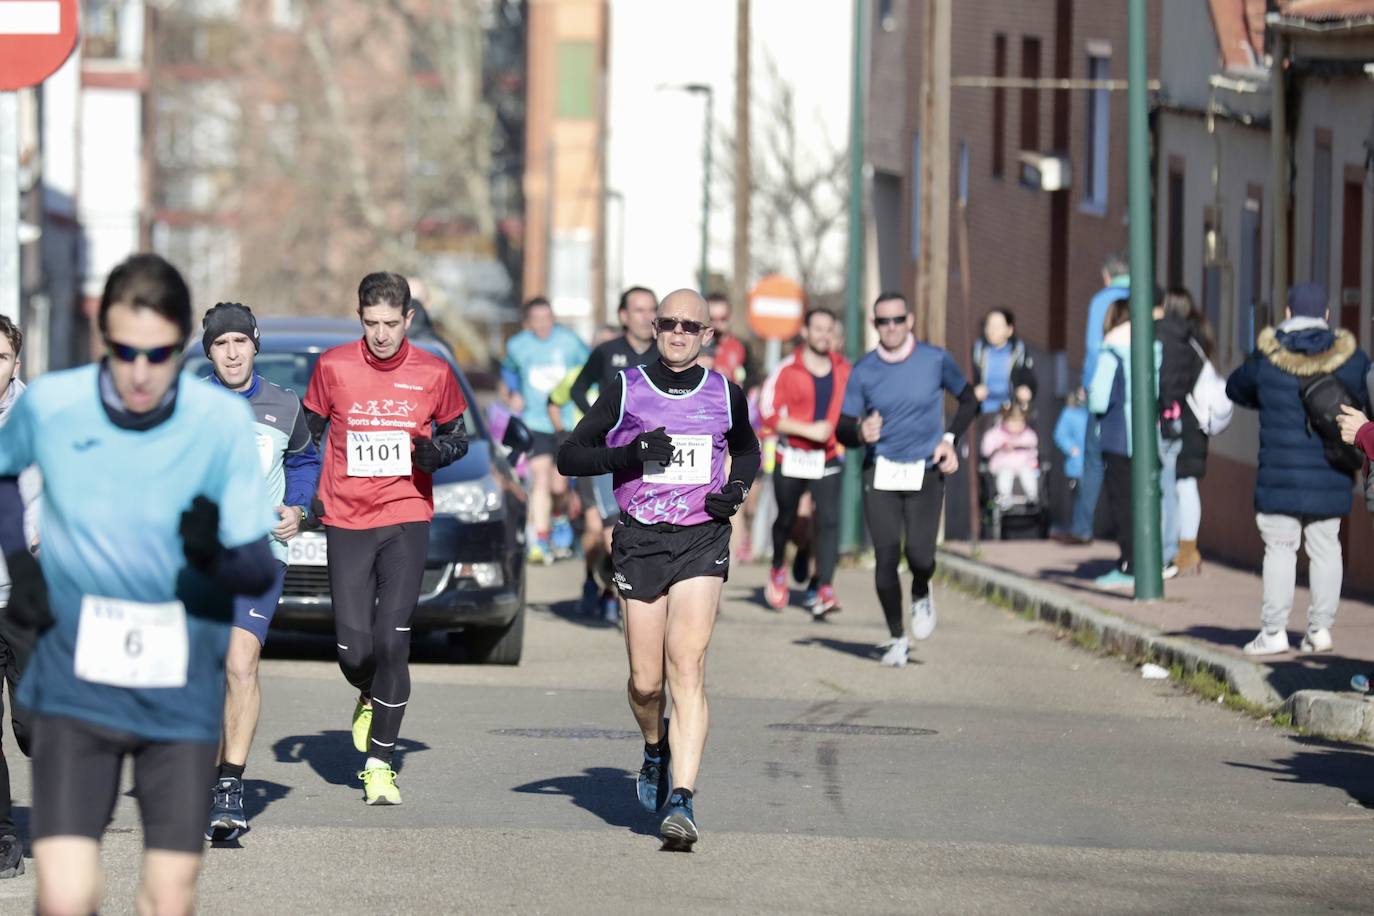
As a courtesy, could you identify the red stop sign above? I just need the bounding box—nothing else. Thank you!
[0,1,79,91]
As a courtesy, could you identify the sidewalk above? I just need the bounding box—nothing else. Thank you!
[939,538,1374,739]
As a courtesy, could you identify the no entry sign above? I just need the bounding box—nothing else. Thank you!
[0,1,79,91]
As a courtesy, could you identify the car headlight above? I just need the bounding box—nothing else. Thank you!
[433,477,503,522]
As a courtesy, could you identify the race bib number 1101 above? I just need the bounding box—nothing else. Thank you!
[347,430,412,477]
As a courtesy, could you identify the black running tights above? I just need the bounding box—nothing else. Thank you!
[862,468,945,639]
[770,467,843,587]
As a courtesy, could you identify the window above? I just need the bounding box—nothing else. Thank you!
[992,34,1006,178]
[879,0,896,31]
[1167,163,1184,288]
[1237,190,1264,354]
[1311,131,1333,291]
[1341,170,1363,334]
[1083,51,1110,209]
[1019,37,1041,153]
[556,41,596,119]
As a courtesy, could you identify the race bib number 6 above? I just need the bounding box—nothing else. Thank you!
[644,434,712,485]
[347,430,412,477]
[74,596,189,689]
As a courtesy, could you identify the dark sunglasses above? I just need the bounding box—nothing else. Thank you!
[105,339,183,364]
[655,317,706,335]
[873,315,907,328]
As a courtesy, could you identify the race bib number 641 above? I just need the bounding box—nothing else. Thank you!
[644,434,712,485]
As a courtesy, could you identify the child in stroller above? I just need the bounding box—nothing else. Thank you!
[979,402,1047,538]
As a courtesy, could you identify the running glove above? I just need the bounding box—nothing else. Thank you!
[705,481,749,521]
[3,550,53,633]
[180,495,223,571]
[627,426,674,465]
[412,434,443,473]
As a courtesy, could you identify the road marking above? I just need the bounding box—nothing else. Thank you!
[0,2,60,35]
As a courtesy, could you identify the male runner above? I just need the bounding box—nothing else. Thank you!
[302,272,469,805]
[501,297,589,563]
[836,292,977,667]
[558,289,760,850]
[706,292,753,387]
[760,307,850,616]
[0,254,277,916]
[202,302,321,839]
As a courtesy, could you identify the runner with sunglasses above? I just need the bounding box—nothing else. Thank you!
[302,272,469,806]
[0,254,279,915]
[836,291,978,667]
[558,289,760,850]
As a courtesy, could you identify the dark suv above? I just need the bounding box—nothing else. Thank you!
[186,318,530,664]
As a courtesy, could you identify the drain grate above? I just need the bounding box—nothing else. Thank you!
[767,723,937,737]
[489,727,642,740]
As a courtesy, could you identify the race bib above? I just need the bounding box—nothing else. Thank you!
[528,364,566,393]
[781,447,825,480]
[645,434,712,485]
[74,596,188,689]
[347,430,411,477]
[874,455,926,491]
[255,432,275,475]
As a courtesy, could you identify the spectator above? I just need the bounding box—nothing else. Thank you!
[972,308,1036,415]
[981,401,1039,505]
[1158,289,1217,575]
[1226,282,1371,655]
[1053,387,1089,492]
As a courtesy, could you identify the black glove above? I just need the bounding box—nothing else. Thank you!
[705,481,749,522]
[301,496,326,531]
[4,550,53,633]
[626,426,674,465]
[180,496,223,572]
[413,434,443,474]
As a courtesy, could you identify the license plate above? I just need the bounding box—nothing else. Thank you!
[288,533,329,566]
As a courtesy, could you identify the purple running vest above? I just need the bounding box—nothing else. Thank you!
[606,367,731,526]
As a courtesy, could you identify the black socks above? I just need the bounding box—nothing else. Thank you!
[219,762,245,781]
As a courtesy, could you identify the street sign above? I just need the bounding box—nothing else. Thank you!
[0,0,79,91]
[747,274,805,341]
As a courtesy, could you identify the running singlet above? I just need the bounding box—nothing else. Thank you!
[304,338,467,530]
[0,366,272,743]
[503,326,589,434]
[606,367,731,526]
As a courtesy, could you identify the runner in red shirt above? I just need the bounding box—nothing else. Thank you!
[302,272,468,806]
[707,292,754,387]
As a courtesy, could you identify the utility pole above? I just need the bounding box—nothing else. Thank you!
[840,0,867,553]
[699,87,713,292]
[0,92,17,323]
[916,0,950,347]
[1127,0,1162,600]
[732,0,750,316]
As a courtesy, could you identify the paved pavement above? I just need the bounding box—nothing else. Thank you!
[2,561,1373,913]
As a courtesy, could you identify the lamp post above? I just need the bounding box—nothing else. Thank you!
[663,83,715,291]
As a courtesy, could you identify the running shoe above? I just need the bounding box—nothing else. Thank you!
[351,698,373,753]
[812,585,841,619]
[0,834,23,878]
[802,587,819,609]
[359,766,402,806]
[911,595,936,640]
[765,567,788,610]
[602,593,621,625]
[579,577,600,616]
[880,636,910,667]
[659,790,698,851]
[206,776,247,842]
[636,736,671,813]
[551,517,575,559]
[527,540,551,565]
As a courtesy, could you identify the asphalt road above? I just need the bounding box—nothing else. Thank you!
[2,561,1373,914]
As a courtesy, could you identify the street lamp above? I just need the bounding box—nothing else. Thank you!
[661,82,714,292]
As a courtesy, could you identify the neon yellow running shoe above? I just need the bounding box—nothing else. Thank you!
[351,699,373,753]
[358,766,402,806]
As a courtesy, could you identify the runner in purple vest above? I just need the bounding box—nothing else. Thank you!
[558,289,760,850]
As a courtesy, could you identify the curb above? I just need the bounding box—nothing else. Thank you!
[934,550,1374,740]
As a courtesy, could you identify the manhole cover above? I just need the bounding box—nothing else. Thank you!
[767,723,937,737]
[489,727,642,740]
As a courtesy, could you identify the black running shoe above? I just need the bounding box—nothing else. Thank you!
[0,834,23,878]
[207,776,247,842]
[659,790,698,851]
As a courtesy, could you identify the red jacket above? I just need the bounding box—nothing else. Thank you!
[760,349,851,462]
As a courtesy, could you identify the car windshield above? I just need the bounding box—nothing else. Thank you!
[184,344,486,441]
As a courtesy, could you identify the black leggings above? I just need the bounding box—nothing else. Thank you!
[863,467,945,638]
[770,466,843,587]
[0,619,32,836]
[325,522,430,763]
[1103,452,1133,572]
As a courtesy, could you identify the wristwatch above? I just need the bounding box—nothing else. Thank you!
[298,506,308,525]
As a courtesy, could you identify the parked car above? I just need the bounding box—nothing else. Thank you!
[185,318,532,664]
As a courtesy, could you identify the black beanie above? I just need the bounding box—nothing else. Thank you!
[201,302,260,356]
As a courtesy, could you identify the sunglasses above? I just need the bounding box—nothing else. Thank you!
[873,315,908,328]
[655,317,706,335]
[105,339,183,365]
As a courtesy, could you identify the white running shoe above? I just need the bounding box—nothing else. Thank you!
[911,596,936,641]
[1242,629,1289,656]
[1300,627,1333,653]
[880,637,910,667]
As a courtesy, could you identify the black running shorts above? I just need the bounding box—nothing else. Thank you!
[31,715,218,853]
[610,519,731,601]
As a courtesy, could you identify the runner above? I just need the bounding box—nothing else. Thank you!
[557,289,760,850]
[562,286,657,620]
[0,254,278,916]
[707,292,754,387]
[760,307,850,617]
[201,302,321,840]
[0,314,38,878]
[836,291,977,667]
[302,272,469,805]
[501,297,589,564]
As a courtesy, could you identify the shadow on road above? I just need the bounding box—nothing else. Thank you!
[791,636,924,664]
[243,779,292,820]
[511,767,657,836]
[271,731,431,785]
[533,598,620,631]
[1226,735,1374,808]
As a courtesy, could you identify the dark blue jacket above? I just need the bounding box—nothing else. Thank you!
[1226,321,1371,518]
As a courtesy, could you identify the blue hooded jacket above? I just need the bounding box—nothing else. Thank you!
[1225,319,1371,518]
